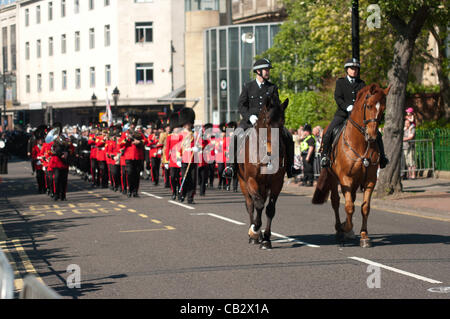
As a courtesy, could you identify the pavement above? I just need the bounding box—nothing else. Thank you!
[282,176,450,223]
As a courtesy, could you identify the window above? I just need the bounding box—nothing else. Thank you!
[135,22,153,43]
[25,9,29,27]
[89,0,94,10]
[105,65,111,86]
[49,72,54,91]
[90,67,96,87]
[25,42,30,60]
[75,68,81,88]
[136,63,154,84]
[49,37,53,56]
[10,25,16,71]
[61,0,66,17]
[62,70,67,89]
[36,5,41,24]
[2,27,7,71]
[48,2,53,21]
[105,0,110,6]
[37,74,42,92]
[61,34,66,54]
[26,75,30,93]
[75,31,80,51]
[104,25,110,47]
[89,28,95,49]
[37,39,41,58]
[74,0,79,14]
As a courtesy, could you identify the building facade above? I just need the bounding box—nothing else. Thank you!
[4,0,186,127]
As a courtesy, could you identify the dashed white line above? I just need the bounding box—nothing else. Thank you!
[271,232,320,248]
[349,257,442,284]
[141,192,163,199]
[168,200,195,210]
[207,213,246,225]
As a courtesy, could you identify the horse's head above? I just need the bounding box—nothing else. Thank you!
[257,86,289,129]
[353,83,390,142]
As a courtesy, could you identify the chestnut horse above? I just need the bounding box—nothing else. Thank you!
[313,83,390,248]
[237,90,289,249]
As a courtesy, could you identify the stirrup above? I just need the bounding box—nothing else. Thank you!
[223,166,234,177]
[321,156,330,168]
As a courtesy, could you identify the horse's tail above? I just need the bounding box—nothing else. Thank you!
[312,168,331,205]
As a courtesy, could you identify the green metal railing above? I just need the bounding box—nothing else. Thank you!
[416,128,450,171]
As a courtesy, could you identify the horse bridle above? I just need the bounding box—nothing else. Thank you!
[347,93,380,142]
[342,93,381,168]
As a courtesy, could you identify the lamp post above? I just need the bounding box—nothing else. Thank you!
[112,87,120,121]
[91,92,97,124]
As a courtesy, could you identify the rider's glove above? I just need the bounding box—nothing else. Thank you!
[346,105,354,112]
[249,115,258,125]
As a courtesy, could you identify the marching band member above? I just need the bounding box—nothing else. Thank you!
[160,123,171,188]
[165,112,182,200]
[88,126,99,187]
[147,123,163,186]
[95,125,109,188]
[177,108,198,204]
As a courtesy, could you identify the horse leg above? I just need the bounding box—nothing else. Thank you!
[247,179,264,244]
[360,186,374,248]
[330,180,343,242]
[260,194,278,250]
[340,187,356,241]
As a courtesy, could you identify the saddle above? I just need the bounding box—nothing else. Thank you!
[331,120,347,151]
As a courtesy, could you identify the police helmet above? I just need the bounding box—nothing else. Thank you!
[344,58,361,69]
[253,58,273,73]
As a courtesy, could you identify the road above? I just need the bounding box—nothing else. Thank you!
[0,159,449,302]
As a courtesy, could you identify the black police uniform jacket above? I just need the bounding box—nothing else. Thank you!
[334,77,366,119]
[237,79,280,129]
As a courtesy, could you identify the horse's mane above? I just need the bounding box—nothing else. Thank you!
[354,83,386,110]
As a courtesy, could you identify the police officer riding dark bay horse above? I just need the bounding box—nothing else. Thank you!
[224,58,295,180]
[230,58,292,249]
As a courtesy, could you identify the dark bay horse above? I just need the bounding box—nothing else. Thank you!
[313,83,390,248]
[237,90,289,250]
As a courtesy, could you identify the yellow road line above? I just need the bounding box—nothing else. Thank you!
[11,239,44,284]
[128,208,136,213]
[151,219,161,224]
[138,214,148,218]
[118,204,126,208]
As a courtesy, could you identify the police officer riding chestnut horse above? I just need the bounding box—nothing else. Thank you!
[313,59,391,248]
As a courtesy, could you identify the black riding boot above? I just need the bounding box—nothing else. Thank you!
[377,131,389,169]
[284,134,294,178]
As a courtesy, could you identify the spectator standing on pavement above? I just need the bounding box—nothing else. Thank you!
[403,119,416,179]
[405,107,416,127]
[300,124,315,186]
[0,132,9,174]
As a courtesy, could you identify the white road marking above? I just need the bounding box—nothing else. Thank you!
[168,200,195,210]
[207,213,246,225]
[271,232,320,248]
[349,257,442,284]
[141,192,163,199]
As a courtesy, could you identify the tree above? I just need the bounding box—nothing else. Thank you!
[375,0,447,197]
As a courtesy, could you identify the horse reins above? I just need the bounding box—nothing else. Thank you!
[342,93,380,168]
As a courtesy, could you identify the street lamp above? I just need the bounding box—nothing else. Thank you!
[112,87,120,107]
[91,92,97,124]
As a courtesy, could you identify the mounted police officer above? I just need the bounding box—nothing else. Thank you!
[320,58,388,169]
[224,58,294,178]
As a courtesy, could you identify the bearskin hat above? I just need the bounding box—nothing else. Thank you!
[34,124,48,140]
[219,122,227,133]
[178,108,195,127]
[203,123,213,130]
[226,121,237,129]
[169,112,179,131]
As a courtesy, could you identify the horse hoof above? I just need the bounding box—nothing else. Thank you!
[260,241,272,250]
[360,238,371,248]
[249,237,260,245]
[344,229,356,240]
